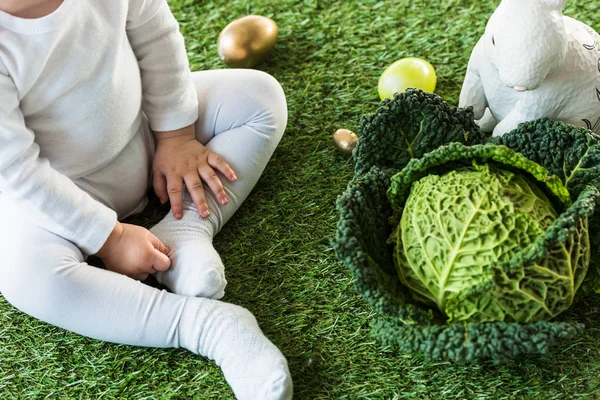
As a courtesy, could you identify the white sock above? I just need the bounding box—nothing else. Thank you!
[150,205,227,299]
[180,297,293,400]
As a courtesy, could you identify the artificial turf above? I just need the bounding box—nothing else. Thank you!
[2,0,600,398]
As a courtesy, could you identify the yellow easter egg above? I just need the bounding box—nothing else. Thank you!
[378,58,437,100]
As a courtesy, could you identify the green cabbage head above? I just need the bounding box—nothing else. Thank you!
[390,162,590,323]
[336,90,600,361]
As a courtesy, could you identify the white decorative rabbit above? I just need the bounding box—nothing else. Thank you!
[459,0,600,136]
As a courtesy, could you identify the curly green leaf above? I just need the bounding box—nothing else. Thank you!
[353,89,487,176]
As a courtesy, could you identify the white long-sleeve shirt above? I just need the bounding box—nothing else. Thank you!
[0,0,199,254]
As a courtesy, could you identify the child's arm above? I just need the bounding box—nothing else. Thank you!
[125,0,237,219]
[0,71,117,256]
[0,71,171,279]
[125,0,198,134]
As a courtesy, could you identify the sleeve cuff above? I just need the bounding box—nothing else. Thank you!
[145,85,199,132]
[147,108,199,132]
[77,202,118,256]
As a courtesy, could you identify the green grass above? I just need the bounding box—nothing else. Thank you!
[2,0,600,398]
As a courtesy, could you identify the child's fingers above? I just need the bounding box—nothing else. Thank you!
[198,166,228,207]
[152,171,169,204]
[208,152,237,182]
[149,234,171,256]
[166,174,184,219]
[146,234,171,272]
[184,174,210,218]
[133,273,150,281]
[151,249,171,272]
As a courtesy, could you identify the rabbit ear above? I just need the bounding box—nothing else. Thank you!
[541,0,567,10]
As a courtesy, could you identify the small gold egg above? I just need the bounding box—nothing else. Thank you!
[217,15,278,68]
[333,129,359,156]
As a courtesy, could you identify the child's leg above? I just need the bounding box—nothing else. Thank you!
[150,69,287,298]
[0,199,292,399]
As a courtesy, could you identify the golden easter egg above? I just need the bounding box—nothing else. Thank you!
[333,129,359,156]
[217,15,278,68]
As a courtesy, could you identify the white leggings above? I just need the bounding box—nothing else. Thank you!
[0,69,287,348]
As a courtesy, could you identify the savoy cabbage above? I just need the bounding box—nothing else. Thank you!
[390,162,589,323]
[334,89,600,361]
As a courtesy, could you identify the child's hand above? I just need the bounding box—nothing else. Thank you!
[152,124,237,219]
[95,222,171,281]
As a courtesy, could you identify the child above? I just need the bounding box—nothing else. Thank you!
[0,0,293,399]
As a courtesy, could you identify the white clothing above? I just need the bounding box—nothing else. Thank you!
[0,0,198,254]
[0,68,291,399]
[0,0,293,396]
